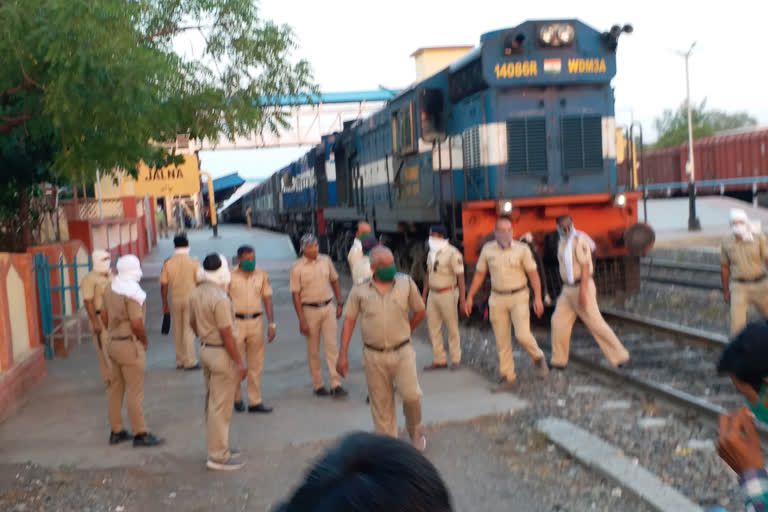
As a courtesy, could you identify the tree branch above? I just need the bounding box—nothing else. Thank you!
[139,24,212,43]
[0,113,33,134]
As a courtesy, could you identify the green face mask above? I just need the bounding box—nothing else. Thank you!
[748,383,768,424]
[240,260,256,272]
[375,264,397,282]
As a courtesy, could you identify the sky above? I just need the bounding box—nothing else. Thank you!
[198,0,768,179]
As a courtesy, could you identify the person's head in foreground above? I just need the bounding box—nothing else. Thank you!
[274,431,453,512]
[716,321,767,476]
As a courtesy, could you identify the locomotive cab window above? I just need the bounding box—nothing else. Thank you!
[392,103,416,155]
[561,115,604,173]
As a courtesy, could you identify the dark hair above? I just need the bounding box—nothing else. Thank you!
[556,215,572,225]
[717,321,768,392]
[202,253,222,272]
[173,234,189,247]
[429,224,448,238]
[275,432,453,512]
[237,245,255,257]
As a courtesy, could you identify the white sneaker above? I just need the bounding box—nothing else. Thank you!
[206,458,245,471]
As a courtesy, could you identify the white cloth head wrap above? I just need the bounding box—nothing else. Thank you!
[111,255,146,305]
[202,253,231,288]
[92,250,111,274]
[730,208,754,242]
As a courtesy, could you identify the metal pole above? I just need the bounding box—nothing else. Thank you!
[683,42,701,231]
[96,169,104,219]
[200,171,218,237]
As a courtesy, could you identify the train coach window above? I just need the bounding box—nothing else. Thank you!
[392,103,416,155]
[562,115,604,173]
[506,117,547,175]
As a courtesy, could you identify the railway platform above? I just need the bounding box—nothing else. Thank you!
[0,224,696,511]
[642,196,768,248]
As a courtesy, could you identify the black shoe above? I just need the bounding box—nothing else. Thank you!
[248,403,273,414]
[365,395,370,404]
[234,401,245,413]
[550,364,567,371]
[109,430,131,445]
[133,433,164,447]
[176,365,184,370]
[314,387,330,397]
[330,386,348,399]
[184,363,201,371]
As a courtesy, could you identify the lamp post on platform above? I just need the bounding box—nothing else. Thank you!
[679,42,701,231]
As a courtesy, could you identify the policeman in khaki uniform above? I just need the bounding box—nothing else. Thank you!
[550,215,629,369]
[466,218,549,392]
[290,234,347,398]
[101,255,163,447]
[337,246,427,452]
[721,208,768,336]
[230,245,276,414]
[82,249,113,388]
[161,234,201,370]
[190,253,247,471]
[422,224,466,370]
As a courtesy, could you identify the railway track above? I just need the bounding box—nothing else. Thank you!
[558,307,768,439]
[640,258,722,290]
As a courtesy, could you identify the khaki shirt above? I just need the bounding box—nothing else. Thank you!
[81,271,112,312]
[427,244,464,289]
[721,234,768,280]
[228,268,273,315]
[351,256,372,285]
[343,275,425,350]
[102,287,145,339]
[558,236,594,282]
[476,241,536,292]
[289,255,338,304]
[160,253,200,303]
[189,282,235,345]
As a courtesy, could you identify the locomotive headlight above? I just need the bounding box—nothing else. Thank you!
[557,24,575,45]
[502,201,513,213]
[614,193,627,208]
[539,25,556,45]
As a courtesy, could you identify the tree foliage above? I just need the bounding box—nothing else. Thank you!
[0,0,317,183]
[653,99,757,149]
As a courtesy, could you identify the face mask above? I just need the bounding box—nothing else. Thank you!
[428,238,448,253]
[748,383,768,424]
[558,226,571,239]
[240,260,256,272]
[495,231,514,248]
[375,264,397,282]
[732,224,750,238]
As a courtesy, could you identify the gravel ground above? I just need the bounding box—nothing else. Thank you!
[451,314,744,510]
[0,415,654,512]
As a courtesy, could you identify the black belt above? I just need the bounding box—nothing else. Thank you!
[492,285,527,295]
[235,312,262,319]
[95,310,101,315]
[200,342,224,349]
[111,336,132,342]
[302,299,333,308]
[734,274,767,283]
[364,339,410,353]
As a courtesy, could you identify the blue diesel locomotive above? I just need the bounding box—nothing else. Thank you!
[235,19,653,299]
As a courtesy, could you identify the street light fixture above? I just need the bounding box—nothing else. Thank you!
[678,42,701,231]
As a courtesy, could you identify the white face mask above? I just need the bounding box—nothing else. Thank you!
[733,223,751,239]
[428,238,449,253]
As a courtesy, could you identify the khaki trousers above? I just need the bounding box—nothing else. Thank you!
[302,303,341,389]
[363,343,422,438]
[730,279,768,336]
[488,290,545,381]
[551,279,629,367]
[201,345,238,463]
[89,318,112,388]
[108,339,148,434]
[246,217,253,229]
[172,300,197,367]
[158,220,168,239]
[234,317,265,405]
[426,289,461,365]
